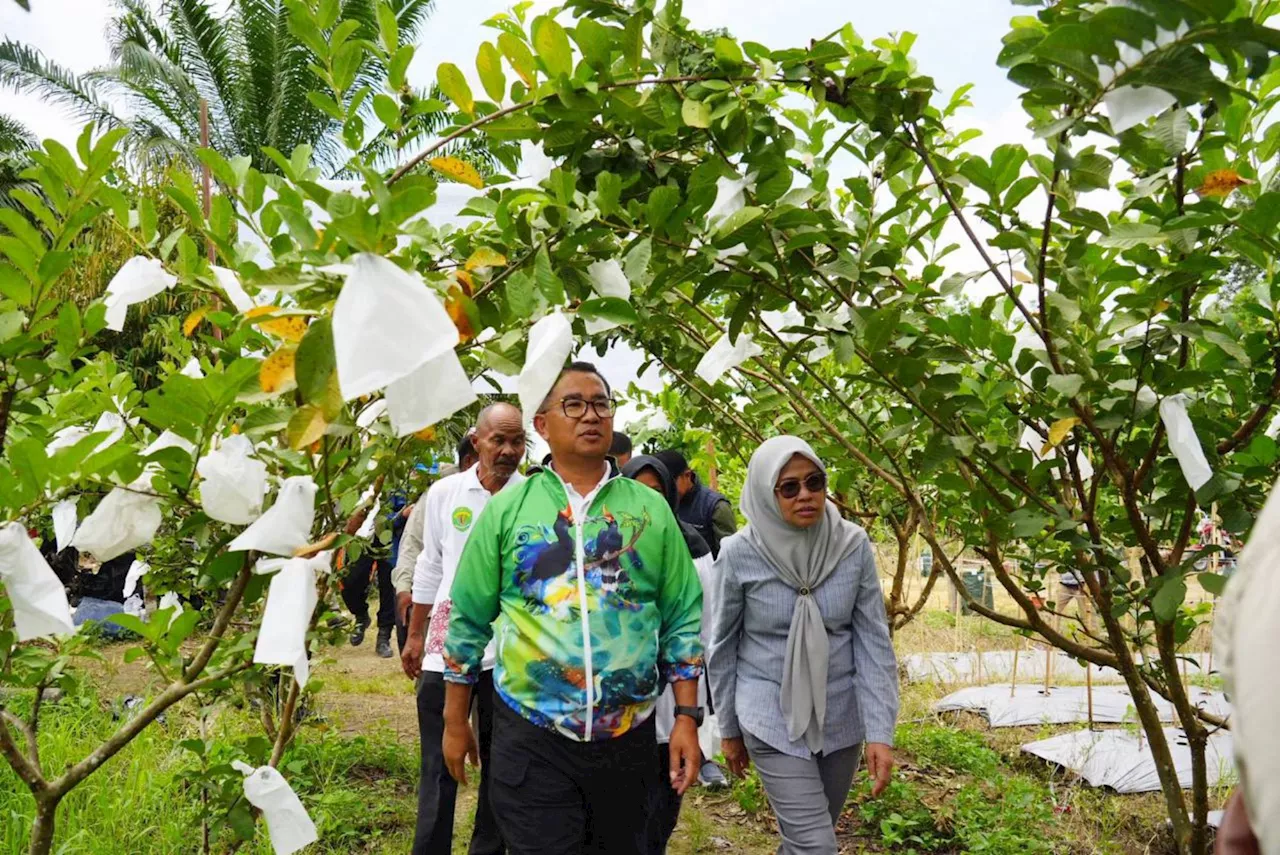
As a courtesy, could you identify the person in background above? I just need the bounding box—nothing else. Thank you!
[443,362,704,855]
[621,454,724,854]
[709,436,898,855]
[610,430,634,467]
[655,450,736,559]
[339,526,398,658]
[400,403,526,855]
[394,435,482,646]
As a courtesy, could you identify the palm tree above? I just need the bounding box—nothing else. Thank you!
[0,112,36,212]
[0,0,436,176]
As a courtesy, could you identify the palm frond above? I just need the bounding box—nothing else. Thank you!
[0,40,128,132]
[162,0,246,155]
[0,112,37,154]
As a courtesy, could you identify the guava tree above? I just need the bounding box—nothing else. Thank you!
[366,0,1277,851]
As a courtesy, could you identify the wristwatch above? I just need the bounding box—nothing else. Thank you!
[673,705,705,726]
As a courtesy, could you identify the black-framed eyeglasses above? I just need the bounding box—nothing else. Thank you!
[774,472,827,500]
[543,396,616,419]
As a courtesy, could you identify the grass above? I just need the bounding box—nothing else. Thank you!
[0,596,1231,854]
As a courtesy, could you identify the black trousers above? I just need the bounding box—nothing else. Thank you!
[414,671,504,855]
[489,700,656,855]
[644,743,681,854]
[339,554,395,629]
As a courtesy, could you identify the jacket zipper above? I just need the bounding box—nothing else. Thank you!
[573,512,593,741]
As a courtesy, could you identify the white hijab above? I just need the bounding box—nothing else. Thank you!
[740,436,862,754]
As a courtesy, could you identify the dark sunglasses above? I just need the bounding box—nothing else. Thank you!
[774,472,827,500]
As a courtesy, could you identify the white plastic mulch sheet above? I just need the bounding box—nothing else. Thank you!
[1022,727,1235,794]
[903,650,1212,685]
[936,685,1231,728]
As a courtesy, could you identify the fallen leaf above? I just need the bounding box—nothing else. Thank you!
[429,156,484,189]
[1041,416,1082,455]
[465,247,508,271]
[183,306,209,337]
[259,347,297,394]
[414,425,437,442]
[1196,169,1253,198]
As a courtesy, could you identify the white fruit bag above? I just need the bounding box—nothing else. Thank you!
[584,259,631,335]
[385,350,477,437]
[696,332,762,385]
[1159,394,1213,491]
[332,253,460,401]
[212,265,256,314]
[230,761,318,855]
[518,311,575,425]
[71,486,163,562]
[252,553,324,688]
[227,476,317,556]
[197,435,267,525]
[51,498,77,552]
[122,559,150,599]
[103,257,178,332]
[0,522,75,640]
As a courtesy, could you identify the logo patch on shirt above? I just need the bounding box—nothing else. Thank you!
[452,506,473,531]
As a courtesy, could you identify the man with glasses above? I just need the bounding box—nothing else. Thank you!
[442,362,705,855]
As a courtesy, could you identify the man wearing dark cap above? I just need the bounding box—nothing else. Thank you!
[654,450,736,559]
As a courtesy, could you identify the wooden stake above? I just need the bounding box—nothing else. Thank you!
[705,436,719,492]
[199,99,213,264]
[1083,598,1094,729]
[1010,637,1020,698]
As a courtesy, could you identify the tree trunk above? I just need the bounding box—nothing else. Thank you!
[1187,729,1209,855]
[28,792,61,855]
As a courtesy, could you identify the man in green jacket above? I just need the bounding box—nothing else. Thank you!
[442,361,705,855]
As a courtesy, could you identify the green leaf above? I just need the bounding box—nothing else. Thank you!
[1009,507,1051,538]
[573,18,614,71]
[498,33,537,87]
[682,98,712,128]
[1046,373,1084,398]
[1198,572,1228,596]
[534,245,564,305]
[533,17,574,79]
[0,309,25,343]
[1153,108,1190,156]
[579,297,637,325]
[377,1,399,52]
[645,185,681,230]
[714,37,744,69]
[1152,575,1187,622]
[0,263,31,305]
[477,42,507,102]
[479,114,540,140]
[1098,222,1166,249]
[372,94,401,130]
[437,62,475,113]
[505,270,537,319]
[595,171,622,218]
[622,15,644,73]
[714,206,764,240]
[294,317,335,405]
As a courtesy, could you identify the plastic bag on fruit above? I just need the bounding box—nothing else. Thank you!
[103,256,177,332]
[227,476,317,557]
[197,435,267,525]
[517,311,575,426]
[71,485,163,562]
[252,553,327,689]
[332,253,460,400]
[230,761,318,855]
[0,523,75,640]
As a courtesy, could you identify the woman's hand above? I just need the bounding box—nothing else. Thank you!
[722,736,751,778]
[865,742,894,797]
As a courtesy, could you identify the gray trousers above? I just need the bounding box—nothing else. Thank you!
[743,731,859,855]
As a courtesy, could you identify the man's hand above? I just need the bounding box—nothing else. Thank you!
[401,503,414,519]
[401,632,425,680]
[442,717,479,785]
[865,742,894,797]
[668,717,700,795]
[722,736,751,778]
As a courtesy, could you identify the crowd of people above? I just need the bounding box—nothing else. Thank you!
[343,361,899,855]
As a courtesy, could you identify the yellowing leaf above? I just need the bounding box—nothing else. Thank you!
[246,306,309,342]
[1153,299,1172,312]
[465,247,508,271]
[446,286,476,343]
[288,405,328,450]
[1013,270,1033,284]
[183,306,209,337]
[429,156,484,189]
[1041,416,1082,455]
[259,347,297,394]
[1196,169,1253,198]
[414,425,437,442]
[455,269,475,296]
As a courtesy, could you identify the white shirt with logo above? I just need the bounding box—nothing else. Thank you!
[413,464,524,674]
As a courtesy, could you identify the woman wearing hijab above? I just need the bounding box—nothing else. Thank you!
[708,436,898,854]
[621,454,716,854]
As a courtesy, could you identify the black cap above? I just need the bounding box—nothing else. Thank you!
[655,449,689,477]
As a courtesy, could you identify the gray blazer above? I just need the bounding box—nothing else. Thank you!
[708,529,898,759]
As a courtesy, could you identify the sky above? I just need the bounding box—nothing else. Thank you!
[0,0,1032,450]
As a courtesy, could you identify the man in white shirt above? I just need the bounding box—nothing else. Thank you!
[401,403,526,855]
